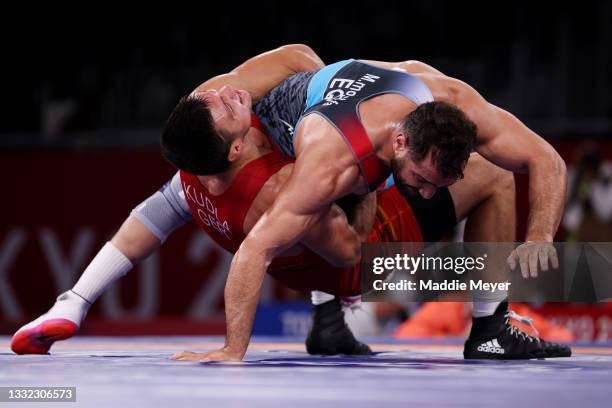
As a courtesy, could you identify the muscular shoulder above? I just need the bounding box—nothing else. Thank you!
[295,116,369,197]
[373,60,472,106]
[399,60,445,76]
[296,115,358,169]
[411,70,479,108]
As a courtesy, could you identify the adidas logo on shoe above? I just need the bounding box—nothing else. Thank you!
[476,338,505,354]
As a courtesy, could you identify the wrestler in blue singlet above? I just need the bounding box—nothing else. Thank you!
[253,60,457,242]
[253,59,434,190]
[254,60,433,156]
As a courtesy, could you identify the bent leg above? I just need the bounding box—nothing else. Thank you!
[449,153,516,243]
[448,153,516,316]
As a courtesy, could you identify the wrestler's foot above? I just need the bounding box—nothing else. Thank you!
[463,301,571,360]
[11,290,90,355]
[306,298,372,355]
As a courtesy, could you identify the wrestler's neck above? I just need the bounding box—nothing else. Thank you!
[197,127,272,195]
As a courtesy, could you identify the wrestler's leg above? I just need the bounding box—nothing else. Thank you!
[306,290,372,355]
[451,154,570,358]
[450,152,516,244]
[11,174,188,355]
[448,153,515,317]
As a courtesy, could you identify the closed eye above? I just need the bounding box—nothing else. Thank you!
[224,102,235,117]
[416,174,436,188]
[395,180,417,196]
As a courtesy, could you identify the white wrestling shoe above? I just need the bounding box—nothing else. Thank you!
[11,290,90,355]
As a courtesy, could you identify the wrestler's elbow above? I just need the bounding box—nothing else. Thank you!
[234,235,276,271]
[343,248,362,269]
[530,143,567,180]
[553,151,568,194]
[330,230,362,268]
[553,150,567,180]
[349,229,363,265]
[340,243,362,268]
[280,44,323,71]
[279,44,316,58]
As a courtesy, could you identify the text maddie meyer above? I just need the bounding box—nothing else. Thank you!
[372,279,511,293]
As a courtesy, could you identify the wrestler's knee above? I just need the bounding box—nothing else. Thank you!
[490,165,515,197]
[466,155,514,196]
[485,160,513,185]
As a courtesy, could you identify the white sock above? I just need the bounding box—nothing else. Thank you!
[311,290,335,306]
[472,301,502,318]
[72,241,133,303]
[472,285,507,317]
[18,290,90,331]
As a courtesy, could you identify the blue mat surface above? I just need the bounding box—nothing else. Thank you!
[1,336,611,408]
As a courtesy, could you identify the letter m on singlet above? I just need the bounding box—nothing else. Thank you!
[361,74,380,83]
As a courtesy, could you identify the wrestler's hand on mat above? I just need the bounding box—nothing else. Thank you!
[507,242,559,279]
[170,348,243,362]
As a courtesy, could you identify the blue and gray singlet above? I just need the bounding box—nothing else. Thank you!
[252,59,434,191]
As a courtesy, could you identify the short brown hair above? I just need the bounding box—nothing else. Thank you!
[403,101,476,179]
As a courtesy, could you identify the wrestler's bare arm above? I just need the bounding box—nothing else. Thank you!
[444,78,567,243]
[368,59,567,241]
[113,45,323,258]
[108,46,323,261]
[210,146,360,360]
[369,61,567,242]
[362,59,445,76]
[194,44,324,101]
[339,192,378,241]
[299,200,373,260]
[257,165,377,263]
[366,59,565,276]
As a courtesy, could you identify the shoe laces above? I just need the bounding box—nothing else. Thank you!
[342,301,364,315]
[340,296,363,314]
[505,310,540,342]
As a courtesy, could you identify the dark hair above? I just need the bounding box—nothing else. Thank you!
[403,101,476,179]
[160,95,231,175]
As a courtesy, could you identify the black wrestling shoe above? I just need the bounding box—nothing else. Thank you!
[306,298,372,355]
[464,301,572,360]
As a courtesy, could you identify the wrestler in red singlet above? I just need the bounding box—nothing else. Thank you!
[180,115,424,296]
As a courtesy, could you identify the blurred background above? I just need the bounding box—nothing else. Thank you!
[1,1,611,341]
